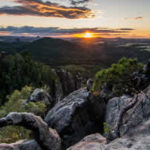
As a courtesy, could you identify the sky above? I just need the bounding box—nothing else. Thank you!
[0,0,150,38]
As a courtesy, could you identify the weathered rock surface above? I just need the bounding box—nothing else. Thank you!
[106,132,150,150]
[105,90,150,137]
[67,133,106,150]
[0,112,61,150]
[29,88,54,108]
[68,129,150,150]
[45,88,105,148]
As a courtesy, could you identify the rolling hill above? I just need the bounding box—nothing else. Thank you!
[1,37,150,67]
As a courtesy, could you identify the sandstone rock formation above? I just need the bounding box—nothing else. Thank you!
[45,88,105,148]
[67,133,106,150]
[29,88,54,108]
[105,90,150,137]
[50,69,83,103]
[0,112,61,150]
[56,69,82,96]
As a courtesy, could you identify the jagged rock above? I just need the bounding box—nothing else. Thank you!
[67,133,106,150]
[144,59,150,76]
[75,72,83,90]
[86,78,93,91]
[45,88,105,148]
[0,112,61,150]
[105,95,131,135]
[51,69,64,103]
[101,82,114,100]
[105,88,150,137]
[29,89,54,108]
[56,69,82,96]
[131,60,150,90]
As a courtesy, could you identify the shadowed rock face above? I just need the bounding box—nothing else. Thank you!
[50,69,83,103]
[45,88,105,148]
[0,113,61,150]
[56,69,82,97]
[67,84,150,150]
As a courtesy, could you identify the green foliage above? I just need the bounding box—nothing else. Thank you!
[25,102,46,117]
[0,52,56,104]
[0,86,47,143]
[103,122,111,136]
[0,86,32,117]
[92,57,143,96]
[0,41,29,54]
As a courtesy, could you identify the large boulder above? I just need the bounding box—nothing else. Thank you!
[45,88,105,148]
[105,86,150,137]
[29,89,54,108]
[50,69,64,103]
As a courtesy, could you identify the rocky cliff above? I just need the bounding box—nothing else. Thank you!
[1,66,150,150]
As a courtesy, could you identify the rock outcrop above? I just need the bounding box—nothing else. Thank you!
[56,69,82,97]
[0,112,61,150]
[105,90,150,137]
[68,124,150,150]
[29,88,54,108]
[50,69,83,103]
[67,133,106,150]
[45,88,105,148]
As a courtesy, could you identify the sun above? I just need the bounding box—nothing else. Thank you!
[83,32,93,38]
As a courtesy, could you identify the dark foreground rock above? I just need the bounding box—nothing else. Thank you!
[68,83,150,150]
[45,88,105,148]
[2,85,150,150]
[0,112,61,150]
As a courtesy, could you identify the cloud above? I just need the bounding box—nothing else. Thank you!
[0,0,94,19]
[119,28,135,31]
[124,16,143,20]
[0,26,135,37]
[70,0,90,6]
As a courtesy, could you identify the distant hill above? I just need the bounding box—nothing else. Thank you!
[0,37,150,67]
[23,38,85,65]
[0,41,29,54]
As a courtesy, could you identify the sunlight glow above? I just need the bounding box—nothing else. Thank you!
[74,32,99,38]
[83,32,93,38]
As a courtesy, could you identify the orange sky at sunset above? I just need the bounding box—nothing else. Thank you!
[0,0,149,38]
